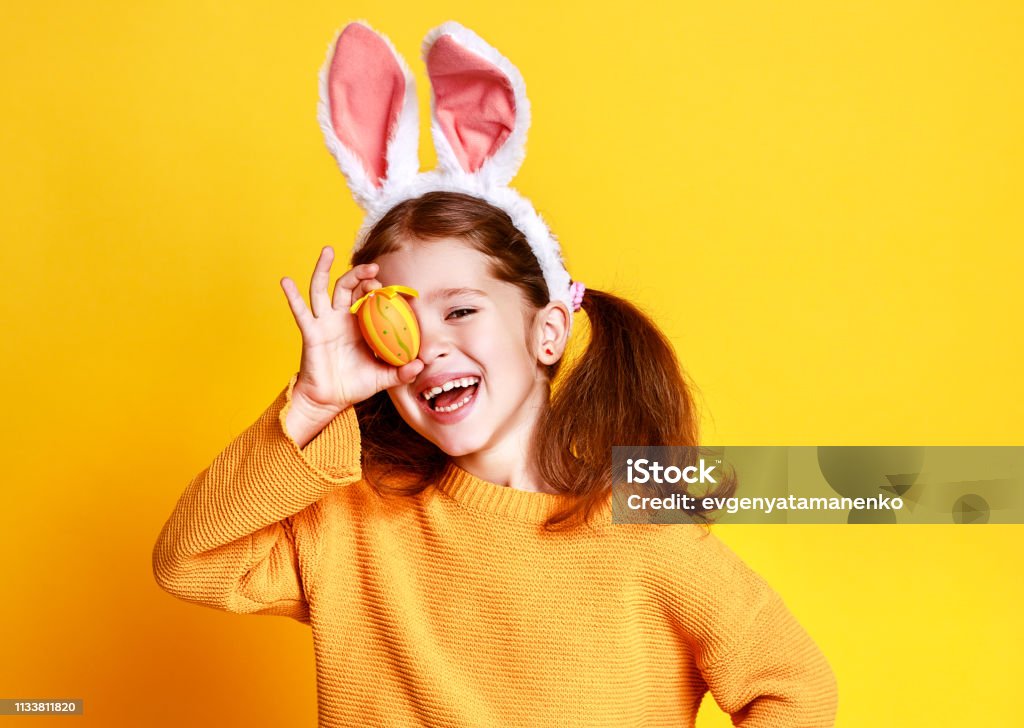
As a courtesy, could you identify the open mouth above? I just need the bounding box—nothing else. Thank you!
[421,377,480,413]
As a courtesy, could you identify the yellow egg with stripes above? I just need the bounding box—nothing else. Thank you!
[349,285,420,366]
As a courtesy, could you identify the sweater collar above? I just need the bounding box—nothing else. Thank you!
[434,460,613,526]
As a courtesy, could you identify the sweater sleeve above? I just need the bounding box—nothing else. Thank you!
[659,528,838,727]
[152,373,362,624]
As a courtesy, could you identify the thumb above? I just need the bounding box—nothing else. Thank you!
[379,358,424,392]
[396,359,425,384]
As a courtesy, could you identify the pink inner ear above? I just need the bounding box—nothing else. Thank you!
[426,35,515,174]
[328,24,406,187]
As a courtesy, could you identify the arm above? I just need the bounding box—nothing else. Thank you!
[659,528,838,726]
[699,588,838,726]
[151,373,362,623]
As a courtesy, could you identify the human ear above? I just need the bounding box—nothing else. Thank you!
[533,301,571,365]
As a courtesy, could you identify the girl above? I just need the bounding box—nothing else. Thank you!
[153,20,837,727]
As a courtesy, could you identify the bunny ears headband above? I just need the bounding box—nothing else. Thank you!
[317,20,579,319]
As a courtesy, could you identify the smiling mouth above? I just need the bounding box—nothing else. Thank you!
[421,377,480,413]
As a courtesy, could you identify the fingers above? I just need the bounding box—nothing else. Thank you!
[332,262,381,310]
[309,246,335,318]
[280,276,314,332]
[351,278,382,305]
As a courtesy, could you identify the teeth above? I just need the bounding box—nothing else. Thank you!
[435,392,475,413]
[422,377,479,402]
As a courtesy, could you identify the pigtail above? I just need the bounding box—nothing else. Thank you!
[535,288,736,531]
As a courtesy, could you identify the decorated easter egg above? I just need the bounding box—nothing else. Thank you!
[349,285,420,366]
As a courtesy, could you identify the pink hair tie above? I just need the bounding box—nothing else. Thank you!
[569,281,586,312]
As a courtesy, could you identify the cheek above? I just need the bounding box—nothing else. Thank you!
[387,389,416,420]
[478,328,536,384]
[483,311,530,356]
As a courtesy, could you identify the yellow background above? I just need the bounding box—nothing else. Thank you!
[2,1,1021,725]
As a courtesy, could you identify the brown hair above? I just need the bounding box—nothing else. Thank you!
[350,191,735,531]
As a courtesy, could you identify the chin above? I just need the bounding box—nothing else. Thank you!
[391,394,490,457]
[430,433,486,458]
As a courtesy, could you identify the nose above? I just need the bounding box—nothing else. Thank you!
[414,309,452,365]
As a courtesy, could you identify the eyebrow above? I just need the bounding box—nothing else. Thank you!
[424,287,490,303]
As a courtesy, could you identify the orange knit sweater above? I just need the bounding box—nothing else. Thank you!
[153,375,838,727]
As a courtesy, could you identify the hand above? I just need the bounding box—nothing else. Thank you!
[280,246,424,417]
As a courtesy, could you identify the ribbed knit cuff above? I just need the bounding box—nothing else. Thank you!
[275,373,363,488]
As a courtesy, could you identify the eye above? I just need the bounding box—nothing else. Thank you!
[446,308,476,320]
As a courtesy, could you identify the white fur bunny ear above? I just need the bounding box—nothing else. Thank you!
[421,21,530,187]
[318,20,420,211]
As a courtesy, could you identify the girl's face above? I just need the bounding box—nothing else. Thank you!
[374,237,551,458]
